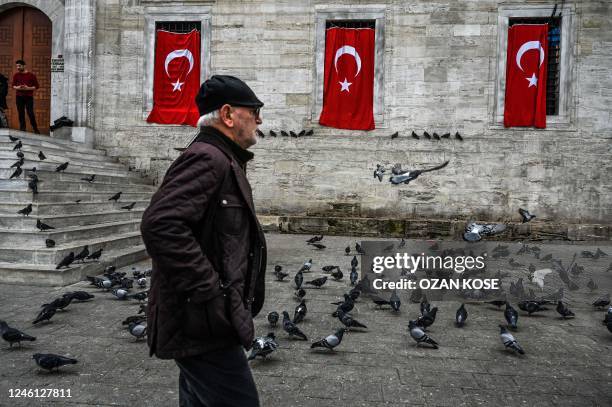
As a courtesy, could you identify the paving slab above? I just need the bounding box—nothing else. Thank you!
[0,233,611,407]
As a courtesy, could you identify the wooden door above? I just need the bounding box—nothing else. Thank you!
[0,6,51,134]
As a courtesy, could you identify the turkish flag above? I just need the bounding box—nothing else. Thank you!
[319,27,375,130]
[504,24,548,128]
[147,30,201,126]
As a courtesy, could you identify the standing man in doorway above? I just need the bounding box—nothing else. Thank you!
[12,60,40,134]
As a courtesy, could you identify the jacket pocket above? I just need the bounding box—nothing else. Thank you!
[215,196,246,235]
[182,291,234,340]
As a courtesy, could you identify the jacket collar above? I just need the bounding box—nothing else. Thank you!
[191,126,254,167]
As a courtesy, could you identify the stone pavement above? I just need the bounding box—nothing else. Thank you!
[0,233,611,407]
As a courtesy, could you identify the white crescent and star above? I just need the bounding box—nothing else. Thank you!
[164,49,195,92]
[334,45,362,92]
[515,40,544,89]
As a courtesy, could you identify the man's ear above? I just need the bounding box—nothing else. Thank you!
[219,104,234,128]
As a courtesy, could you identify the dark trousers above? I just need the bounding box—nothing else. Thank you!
[16,95,39,133]
[175,346,260,407]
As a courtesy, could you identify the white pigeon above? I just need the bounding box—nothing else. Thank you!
[531,268,553,290]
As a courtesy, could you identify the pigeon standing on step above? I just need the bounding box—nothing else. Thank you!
[18,204,32,216]
[282,311,308,340]
[9,135,20,142]
[10,157,24,168]
[73,245,89,263]
[56,252,75,269]
[86,248,103,261]
[9,166,22,179]
[36,219,55,231]
[55,162,69,172]
[27,173,38,194]
[13,140,22,150]
[455,303,468,327]
[121,202,136,210]
[32,353,78,371]
[248,333,278,360]
[38,151,46,160]
[499,325,525,355]
[108,192,122,202]
[81,174,96,183]
[0,321,36,348]
[45,239,55,248]
[408,320,438,349]
[311,328,347,351]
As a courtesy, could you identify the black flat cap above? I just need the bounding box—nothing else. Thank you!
[195,75,263,116]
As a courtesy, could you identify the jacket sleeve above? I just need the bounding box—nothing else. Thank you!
[140,146,226,302]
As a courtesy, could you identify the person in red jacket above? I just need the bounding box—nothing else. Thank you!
[12,60,40,134]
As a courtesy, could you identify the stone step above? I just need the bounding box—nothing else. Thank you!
[1,168,152,185]
[0,244,149,286]
[0,231,143,264]
[0,157,127,175]
[0,129,106,156]
[0,179,157,193]
[0,219,141,246]
[0,189,153,203]
[0,200,151,216]
[0,209,144,229]
[0,142,109,162]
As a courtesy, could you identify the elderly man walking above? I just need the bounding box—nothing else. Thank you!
[141,75,267,407]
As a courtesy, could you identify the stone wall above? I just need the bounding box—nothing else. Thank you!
[91,0,612,227]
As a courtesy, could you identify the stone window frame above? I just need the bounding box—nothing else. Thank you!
[142,5,212,121]
[493,3,576,129]
[312,5,386,126]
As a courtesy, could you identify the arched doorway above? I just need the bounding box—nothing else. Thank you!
[0,6,51,134]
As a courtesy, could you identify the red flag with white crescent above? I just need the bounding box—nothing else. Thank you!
[319,27,375,130]
[146,30,201,126]
[504,24,548,128]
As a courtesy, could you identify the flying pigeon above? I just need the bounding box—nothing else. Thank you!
[556,301,575,319]
[408,320,438,349]
[248,333,278,360]
[0,321,36,348]
[282,311,307,340]
[267,311,279,327]
[463,221,507,242]
[32,353,78,371]
[389,161,449,185]
[518,208,536,223]
[531,268,553,290]
[455,303,468,327]
[374,164,386,182]
[499,325,525,355]
[311,328,347,351]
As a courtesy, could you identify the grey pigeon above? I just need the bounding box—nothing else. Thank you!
[518,300,549,316]
[349,267,358,285]
[267,311,279,327]
[389,290,401,312]
[248,332,278,360]
[81,174,96,183]
[294,270,303,289]
[293,300,307,324]
[311,328,346,351]
[299,259,312,273]
[294,288,306,301]
[128,321,147,340]
[463,221,507,242]
[556,301,575,319]
[305,276,327,288]
[389,161,449,185]
[111,288,129,300]
[374,164,386,182]
[282,311,307,340]
[499,325,525,355]
[121,202,136,211]
[408,320,438,349]
[593,293,610,309]
[518,208,536,223]
[32,353,78,371]
[1,321,36,347]
[455,303,468,327]
[504,303,519,330]
[337,310,367,330]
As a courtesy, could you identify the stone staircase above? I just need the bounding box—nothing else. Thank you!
[0,129,155,286]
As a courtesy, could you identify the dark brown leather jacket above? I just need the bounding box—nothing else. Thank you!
[140,126,266,359]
